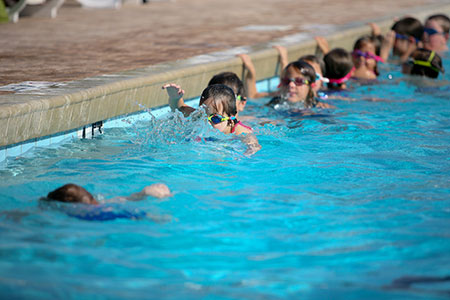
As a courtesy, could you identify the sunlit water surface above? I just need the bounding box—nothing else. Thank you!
[0,53,450,300]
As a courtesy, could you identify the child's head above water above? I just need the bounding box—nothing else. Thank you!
[200,84,238,133]
[423,14,449,53]
[352,35,381,78]
[404,48,444,79]
[208,72,246,113]
[426,14,450,37]
[45,184,98,205]
[391,17,423,56]
[323,48,354,90]
[298,54,327,92]
[278,60,317,107]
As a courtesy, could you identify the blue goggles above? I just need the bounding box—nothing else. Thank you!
[395,33,420,43]
[424,27,445,36]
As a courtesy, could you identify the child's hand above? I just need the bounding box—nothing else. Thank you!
[162,83,185,111]
[314,36,330,55]
[273,45,288,70]
[368,22,381,36]
[142,183,172,199]
[237,53,256,75]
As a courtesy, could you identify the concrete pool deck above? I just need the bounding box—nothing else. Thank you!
[1,0,450,153]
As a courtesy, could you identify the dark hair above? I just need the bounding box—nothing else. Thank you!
[282,60,317,107]
[208,72,244,97]
[323,48,354,88]
[410,48,444,79]
[299,54,325,76]
[199,84,237,117]
[46,184,97,204]
[353,35,380,76]
[391,17,424,40]
[426,14,450,34]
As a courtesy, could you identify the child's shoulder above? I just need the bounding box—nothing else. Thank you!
[233,120,253,135]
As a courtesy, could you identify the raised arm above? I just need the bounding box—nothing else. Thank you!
[380,30,395,62]
[315,36,330,55]
[162,83,195,117]
[273,45,289,71]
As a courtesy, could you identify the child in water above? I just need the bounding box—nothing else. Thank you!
[423,14,449,53]
[238,48,332,108]
[402,48,445,79]
[388,17,424,62]
[351,35,383,80]
[163,83,261,154]
[42,183,172,221]
[323,48,354,90]
[166,72,248,119]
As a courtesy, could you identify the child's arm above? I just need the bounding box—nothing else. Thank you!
[162,83,196,117]
[273,45,289,72]
[368,22,381,36]
[126,184,172,201]
[399,37,417,63]
[241,134,261,156]
[380,30,395,62]
[237,54,270,99]
[315,36,330,55]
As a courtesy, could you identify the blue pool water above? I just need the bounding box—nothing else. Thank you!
[1,54,450,299]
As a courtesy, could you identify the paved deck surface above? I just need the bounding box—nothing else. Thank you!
[0,0,446,86]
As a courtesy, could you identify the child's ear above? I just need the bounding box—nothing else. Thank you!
[445,33,449,41]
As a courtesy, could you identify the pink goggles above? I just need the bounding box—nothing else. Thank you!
[352,50,384,63]
[327,67,355,85]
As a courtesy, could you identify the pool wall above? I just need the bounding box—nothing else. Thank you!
[1,3,450,162]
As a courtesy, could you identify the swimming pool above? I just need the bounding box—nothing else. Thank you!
[0,52,449,299]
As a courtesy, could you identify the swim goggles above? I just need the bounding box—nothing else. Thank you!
[236,95,247,102]
[395,33,420,43]
[423,27,445,36]
[279,77,310,86]
[327,67,355,85]
[352,50,384,63]
[315,73,329,83]
[207,114,236,124]
[412,51,442,73]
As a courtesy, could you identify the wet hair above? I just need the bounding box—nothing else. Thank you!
[46,184,97,204]
[353,35,380,76]
[323,48,354,88]
[199,84,237,117]
[391,17,424,40]
[282,60,317,107]
[208,72,244,97]
[299,54,325,76]
[426,14,450,34]
[409,48,444,79]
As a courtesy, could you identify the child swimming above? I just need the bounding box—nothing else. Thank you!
[167,72,248,118]
[163,83,261,155]
[42,183,172,221]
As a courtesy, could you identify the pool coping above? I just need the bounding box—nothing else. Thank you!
[1,2,450,162]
